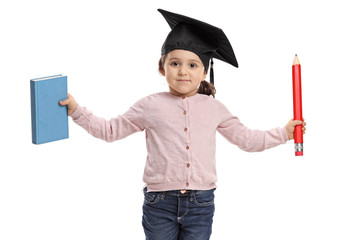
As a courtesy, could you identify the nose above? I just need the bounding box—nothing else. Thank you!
[178,66,187,76]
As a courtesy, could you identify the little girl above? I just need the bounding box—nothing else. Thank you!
[60,9,306,240]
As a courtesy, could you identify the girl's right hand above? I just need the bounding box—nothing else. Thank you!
[59,93,78,116]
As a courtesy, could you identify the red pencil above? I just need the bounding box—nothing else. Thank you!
[292,54,303,156]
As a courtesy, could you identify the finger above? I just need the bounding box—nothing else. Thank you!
[59,98,70,105]
[290,120,302,127]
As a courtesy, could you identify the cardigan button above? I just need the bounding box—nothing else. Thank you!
[183,111,187,115]
[184,128,188,132]
[186,146,190,150]
[187,163,190,168]
[186,182,189,187]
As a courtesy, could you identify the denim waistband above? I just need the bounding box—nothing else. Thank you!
[144,187,215,196]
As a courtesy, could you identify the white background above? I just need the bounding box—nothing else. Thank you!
[1,0,359,239]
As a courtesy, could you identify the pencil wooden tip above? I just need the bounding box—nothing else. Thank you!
[293,54,300,65]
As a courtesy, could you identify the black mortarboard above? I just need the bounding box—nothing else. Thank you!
[158,9,238,85]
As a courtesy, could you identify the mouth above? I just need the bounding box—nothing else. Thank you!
[177,79,191,82]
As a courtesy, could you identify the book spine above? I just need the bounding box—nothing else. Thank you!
[30,80,38,144]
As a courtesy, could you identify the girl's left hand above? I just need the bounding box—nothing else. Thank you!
[286,119,306,140]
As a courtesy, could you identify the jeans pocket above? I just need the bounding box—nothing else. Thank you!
[193,189,215,206]
[144,191,161,206]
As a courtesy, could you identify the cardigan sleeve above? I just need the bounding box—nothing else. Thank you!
[216,102,289,152]
[70,100,145,142]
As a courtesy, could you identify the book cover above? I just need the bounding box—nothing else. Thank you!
[30,74,69,144]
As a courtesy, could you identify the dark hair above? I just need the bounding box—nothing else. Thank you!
[158,55,216,97]
[197,81,216,97]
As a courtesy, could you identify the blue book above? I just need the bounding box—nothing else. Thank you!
[30,74,69,144]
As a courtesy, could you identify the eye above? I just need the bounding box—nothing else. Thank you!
[189,63,197,68]
[171,61,180,67]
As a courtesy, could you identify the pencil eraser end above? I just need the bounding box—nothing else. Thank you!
[295,151,303,156]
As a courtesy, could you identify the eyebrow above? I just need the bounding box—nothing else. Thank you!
[189,59,202,63]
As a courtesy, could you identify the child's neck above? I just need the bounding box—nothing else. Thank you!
[168,88,198,98]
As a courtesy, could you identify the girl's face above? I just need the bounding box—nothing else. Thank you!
[160,49,207,97]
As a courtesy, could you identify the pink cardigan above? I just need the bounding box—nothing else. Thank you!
[71,92,289,192]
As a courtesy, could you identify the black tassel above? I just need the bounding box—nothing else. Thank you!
[210,58,214,85]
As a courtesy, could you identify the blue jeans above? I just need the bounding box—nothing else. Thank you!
[142,188,216,240]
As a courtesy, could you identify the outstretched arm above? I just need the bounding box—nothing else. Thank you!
[59,93,143,142]
[217,116,306,152]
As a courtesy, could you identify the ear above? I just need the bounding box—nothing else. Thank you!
[160,68,165,76]
[203,71,207,80]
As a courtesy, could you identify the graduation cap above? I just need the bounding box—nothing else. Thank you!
[158,9,238,85]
